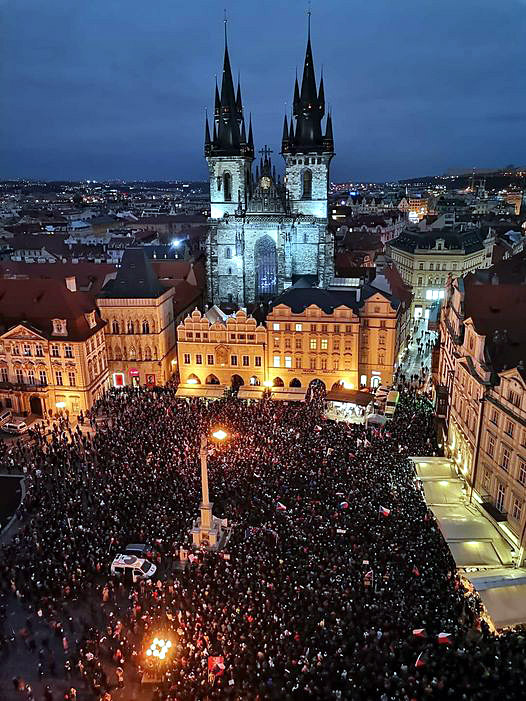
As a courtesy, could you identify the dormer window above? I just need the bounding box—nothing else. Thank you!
[86,311,97,329]
[52,319,67,336]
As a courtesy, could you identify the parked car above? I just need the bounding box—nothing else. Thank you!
[110,554,156,582]
[2,421,28,435]
[0,409,12,426]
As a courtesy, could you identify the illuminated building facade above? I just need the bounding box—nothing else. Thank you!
[437,255,526,562]
[0,278,108,417]
[98,249,177,388]
[387,227,493,319]
[205,24,334,306]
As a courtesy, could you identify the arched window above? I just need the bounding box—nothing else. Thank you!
[127,320,134,334]
[223,172,232,202]
[226,247,232,259]
[142,320,150,334]
[302,169,312,200]
[115,346,122,360]
[112,320,119,334]
[129,346,136,360]
[144,346,152,360]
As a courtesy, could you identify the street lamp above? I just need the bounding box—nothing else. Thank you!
[190,427,229,548]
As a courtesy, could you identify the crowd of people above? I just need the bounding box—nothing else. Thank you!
[1,386,525,700]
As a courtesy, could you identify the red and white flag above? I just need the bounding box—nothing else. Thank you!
[379,506,391,517]
[339,501,349,510]
[208,656,225,675]
[412,628,426,638]
[437,632,452,645]
[412,565,420,577]
[276,502,287,512]
[415,652,426,668]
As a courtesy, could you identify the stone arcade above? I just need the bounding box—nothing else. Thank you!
[205,20,335,307]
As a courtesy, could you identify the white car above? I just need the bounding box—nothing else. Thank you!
[2,421,28,435]
[111,554,157,582]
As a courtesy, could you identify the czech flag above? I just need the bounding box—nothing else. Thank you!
[437,632,453,645]
[415,652,426,668]
[276,502,287,511]
[412,629,426,638]
[208,656,225,675]
[339,501,349,510]
[412,565,420,577]
[379,506,391,517]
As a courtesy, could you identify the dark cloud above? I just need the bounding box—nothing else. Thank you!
[1,0,525,181]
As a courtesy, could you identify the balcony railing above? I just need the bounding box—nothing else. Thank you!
[0,381,49,392]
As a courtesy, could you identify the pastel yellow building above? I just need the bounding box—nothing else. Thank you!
[0,278,108,417]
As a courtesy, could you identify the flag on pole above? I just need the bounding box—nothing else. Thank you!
[379,506,391,517]
[363,569,374,587]
[415,652,426,668]
[276,502,287,511]
[208,656,225,675]
[412,628,426,638]
[437,632,453,645]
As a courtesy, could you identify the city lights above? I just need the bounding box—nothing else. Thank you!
[212,428,228,441]
[146,637,173,662]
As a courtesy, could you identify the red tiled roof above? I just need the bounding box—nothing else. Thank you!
[0,261,116,295]
[0,278,105,341]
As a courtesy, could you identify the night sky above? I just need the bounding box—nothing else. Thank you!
[1,0,525,182]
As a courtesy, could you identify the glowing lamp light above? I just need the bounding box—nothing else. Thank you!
[187,378,198,385]
[55,402,66,409]
[212,429,228,441]
[146,636,173,663]
[263,380,274,388]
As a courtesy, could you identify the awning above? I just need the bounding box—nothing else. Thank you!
[237,387,265,400]
[463,568,526,629]
[326,389,374,406]
[270,387,306,401]
[175,385,225,399]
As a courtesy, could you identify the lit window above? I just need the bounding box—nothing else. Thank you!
[285,356,292,368]
[321,339,328,350]
[23,344,31,356]
[273,323,280,331]
[310,338,317,350]
[295,323,302,332]
[273,355,280,367]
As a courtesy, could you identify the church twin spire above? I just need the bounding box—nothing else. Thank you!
[205,15,333,159]
[205,25,253,159]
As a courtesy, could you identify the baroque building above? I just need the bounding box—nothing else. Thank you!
[436,252,526,564]
[205,23,334,306]
[0,277,108,417]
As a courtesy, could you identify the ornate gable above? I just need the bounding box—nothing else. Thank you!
[1,324,47,342]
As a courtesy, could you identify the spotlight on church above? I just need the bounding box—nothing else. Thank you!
[171,239,181,247]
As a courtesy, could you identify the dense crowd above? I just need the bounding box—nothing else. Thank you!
[1,387,525,700]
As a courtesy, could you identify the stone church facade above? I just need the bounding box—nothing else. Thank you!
[205,25,334,307]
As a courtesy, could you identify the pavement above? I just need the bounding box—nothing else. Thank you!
[397,319,435,390]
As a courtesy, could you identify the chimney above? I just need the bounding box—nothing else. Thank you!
[65,276,76,292]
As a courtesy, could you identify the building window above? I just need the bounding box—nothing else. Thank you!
[55,371,63,386]
[333,358,339,370]
[127,321,134,334]
[226,247,232,259]
[112,320,119,334]
[505,420,514,438]
[15,368,24,384]
[68,371,76,386]
[184,353,191,364]
[255,356,262,367]
[321,324,328,333]
[274,337,280,348]
[310,357,316,370]
[508,389,521,408]
[23,344,31,356]
[345,341,352,352]
[321,339,328,350]
[496,483,506,512]
[487,434,495,457]
[39,370,47,386]
[51,344,60,357]
[196,354,203,365]
[12,345,19,356]
[417,277,423,286]
[295,357,302,369]
[242,355,249,366]
[512,497,523,522]
[27,369,35,385]
[482,469,491,490]
[230,355,238,366]
[490,408,498,425]
[142,320,150,334]
[502,447,511,472]
[519,460,526,486]
[207,354,214,365]
[295,337,302,350]
[273,355,280,368]
[35,345,43,357]
[418,263,424,270]
[285,337,291,349]
[285,356,292,368]
[65,345,73,358]
[295,323,302,332]
[309,338,317,350]
[320,357,327,370]
[345,325,352,333]
[223,172,232,201]
[0,367,7,382]
[302,169,312,199]
[273,323,280,331]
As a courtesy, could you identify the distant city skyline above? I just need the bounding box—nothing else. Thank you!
[1,0,526,182]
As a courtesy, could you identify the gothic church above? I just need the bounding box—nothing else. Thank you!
[205,22,334,307]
